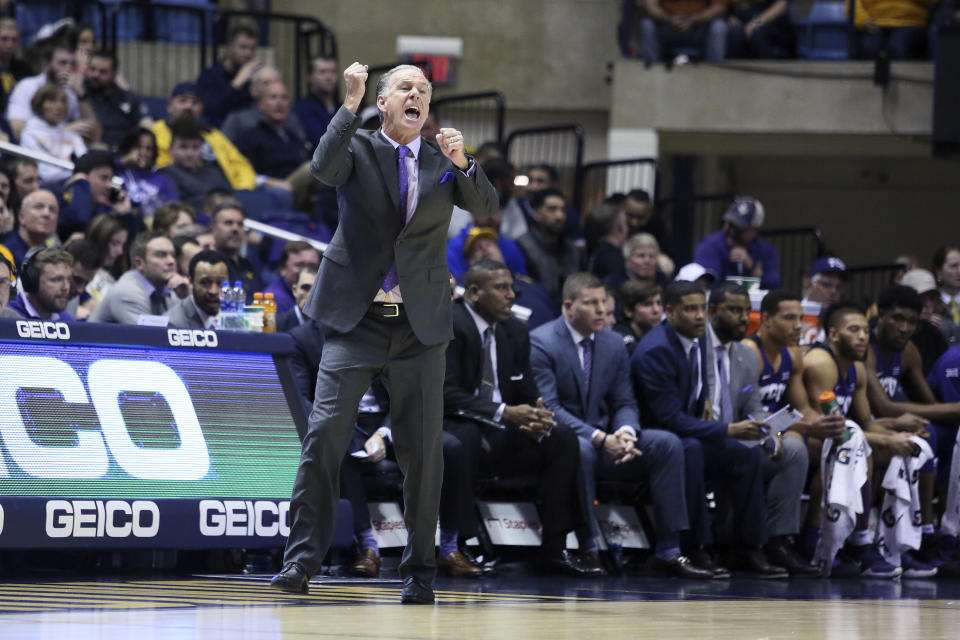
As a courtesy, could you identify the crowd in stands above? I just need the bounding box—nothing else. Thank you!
[629,0,960,62]
[4,11,960,583]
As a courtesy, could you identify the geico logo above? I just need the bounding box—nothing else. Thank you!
[0,503,4,536]
[167,329,218,348]
[15,320,71,340]
[45,500,159,538]
[199,500,290,537]
[0,356,210,480]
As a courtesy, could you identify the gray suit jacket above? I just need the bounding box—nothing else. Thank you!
[304,106,498,345]
[530,316,640,441]
[703,327,763,421]
[166,295,208,329]
[89,269,177,325]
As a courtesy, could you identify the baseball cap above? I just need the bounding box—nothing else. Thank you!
[171,82,199,98]
[900,269,937,295]
[675,262,717,283]
[810,256,847,279]
[723,197,765,230]
[463,226,499,257]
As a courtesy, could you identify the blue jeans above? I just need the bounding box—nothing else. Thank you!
[641,17,728,62]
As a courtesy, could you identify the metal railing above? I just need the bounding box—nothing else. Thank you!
[577,157,658,217]
[505,124,585,210]
[17,1,336,102]
[655,192,734,265]
[760,226,826,294]
[432,91,505,148]
[845,263,906,307]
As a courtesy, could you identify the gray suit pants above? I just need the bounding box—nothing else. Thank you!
[283,311,447,582]
[761,435,809,538]
[578,428,688,540]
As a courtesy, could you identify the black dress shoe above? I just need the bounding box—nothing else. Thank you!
[576,549,607,577]
[729,548,788,579]
[401,576,435,604]
[688,549,731,579]
[270,562,309,593]
[764,541,820,577]
[535,549,596,578]
[650,555,715,579]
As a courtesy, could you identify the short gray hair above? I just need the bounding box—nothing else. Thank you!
[376,64,432,107]
[623,232,659,258]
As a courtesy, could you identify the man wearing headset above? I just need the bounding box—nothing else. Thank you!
[3,247,75,321]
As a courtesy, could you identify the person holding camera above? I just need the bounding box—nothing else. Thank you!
[58,149,144,242]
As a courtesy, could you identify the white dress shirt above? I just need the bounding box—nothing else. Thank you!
[465,301,506,421]
[373,131,421,303]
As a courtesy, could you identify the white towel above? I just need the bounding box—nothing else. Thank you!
[876,436,933,565]
[940,427,960,537]
[814,420,872,572]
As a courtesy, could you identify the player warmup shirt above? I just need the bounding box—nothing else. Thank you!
[749,334,792,414]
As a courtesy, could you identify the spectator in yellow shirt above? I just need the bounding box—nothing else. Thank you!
[850,0,932,59]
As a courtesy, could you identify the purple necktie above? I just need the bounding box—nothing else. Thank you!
[381,144,410,293]
[580,338,593,392]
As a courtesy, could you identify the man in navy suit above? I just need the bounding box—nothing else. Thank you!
[632,280,786,577]
[531,272,713,578]
[271,61,498,604]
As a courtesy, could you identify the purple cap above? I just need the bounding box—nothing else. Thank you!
[171,82,199,98]
[810,256,847,279]
[723,197,765,229]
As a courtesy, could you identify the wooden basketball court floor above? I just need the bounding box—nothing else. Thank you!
[1,571,959,639]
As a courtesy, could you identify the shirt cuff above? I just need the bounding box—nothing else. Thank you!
[374,426,391,442]
[592,428,606,447]
[255,174,267,188]
[616,425,637,438]
[459,157,476,177]
[493,403,506,423]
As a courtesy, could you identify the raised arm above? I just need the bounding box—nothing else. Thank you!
[310,62,367,186]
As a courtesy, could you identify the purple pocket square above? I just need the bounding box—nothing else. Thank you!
[440,171,454,184]
[741,385,754,393]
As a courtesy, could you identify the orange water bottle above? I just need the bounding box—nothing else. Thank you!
[263,292,277,333]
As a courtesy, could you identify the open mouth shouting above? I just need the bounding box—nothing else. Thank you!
[404,104,422,122]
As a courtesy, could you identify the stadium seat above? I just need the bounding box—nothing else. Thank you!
[795,1,853,60]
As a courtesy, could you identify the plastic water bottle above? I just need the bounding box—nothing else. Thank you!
[219,280,234,312]
[262,292,277,333]
[232,280,246,309]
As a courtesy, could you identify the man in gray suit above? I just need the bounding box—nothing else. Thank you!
[90,231,190,324]
[270,61,498,603]
[530,273,713,579]
[703,282,817,575]
[167,250,229,329]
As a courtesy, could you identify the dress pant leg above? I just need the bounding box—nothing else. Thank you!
[578,436,600,538]
[521,424,586,541]
[681,437,711,548]
[340,455,372,535]
[283,322,387,574]
[703,437,768,547]
[439,428,479,535]
[383,326,448,583]
[761,436,809,537]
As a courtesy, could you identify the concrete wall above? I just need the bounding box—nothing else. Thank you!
[275,0,620,111]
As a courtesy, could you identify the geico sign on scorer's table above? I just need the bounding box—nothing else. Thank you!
[0,356,210,480]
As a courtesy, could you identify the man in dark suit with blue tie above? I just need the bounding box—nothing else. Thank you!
[270,61,498,603]
[631,280,786,577]
[530,273,713,578]
[443,260,599,576]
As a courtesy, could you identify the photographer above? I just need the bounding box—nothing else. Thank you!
[58,149,144,242]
